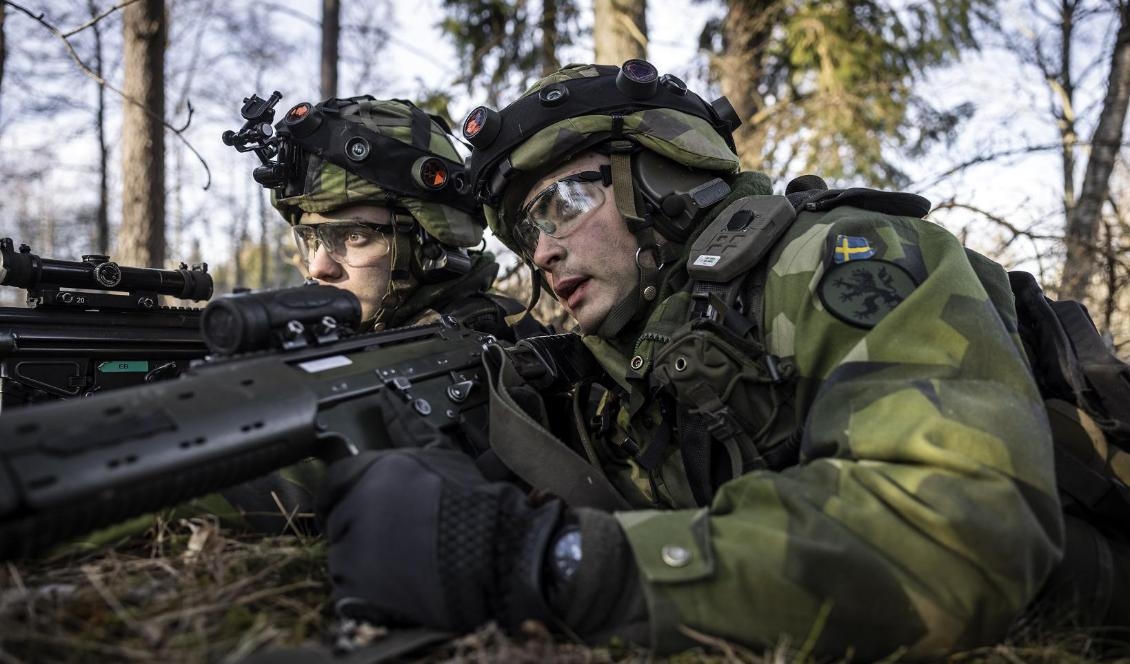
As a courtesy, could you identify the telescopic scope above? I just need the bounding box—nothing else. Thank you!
[0,238,213,303]
[200,284,362,355]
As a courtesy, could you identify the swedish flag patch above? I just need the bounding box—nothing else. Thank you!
[832,235,875,264]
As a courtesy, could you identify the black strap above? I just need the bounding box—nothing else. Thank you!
[678,406,715,506]
[1050,300,1130,439]
[408,104,432,150]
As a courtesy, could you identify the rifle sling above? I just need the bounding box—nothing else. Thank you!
[484,347,630,511]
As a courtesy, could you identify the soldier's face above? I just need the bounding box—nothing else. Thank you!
[297,205,394,323]
[524,153,638,334]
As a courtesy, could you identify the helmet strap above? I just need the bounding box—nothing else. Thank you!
[372,214,417,330]
[509,259,546,328]
[596,139,661,337]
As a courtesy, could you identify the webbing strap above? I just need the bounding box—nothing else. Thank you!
[372,230,415,330]
[1047,399,1130,528]
[610,148,643,225]
[678,409,714,506]
[408,104,432,150]
[483,347,630,510]
[1051,300,1130,433]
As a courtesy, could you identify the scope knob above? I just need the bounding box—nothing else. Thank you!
[93,262,122,288]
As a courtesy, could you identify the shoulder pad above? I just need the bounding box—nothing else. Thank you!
[687,195,795,284]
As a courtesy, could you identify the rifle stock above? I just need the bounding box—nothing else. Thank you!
[0,320,591,560]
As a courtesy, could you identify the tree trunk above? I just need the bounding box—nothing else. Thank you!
[89,0,109,256]
[320,0,340,99]
[540,0,560,76]
[118,0,166,268]
[0,2,7,122]
[593,0,647,64]
[713,0,778,171]
[1057,0,1077,216]
[1062,2,1130,300]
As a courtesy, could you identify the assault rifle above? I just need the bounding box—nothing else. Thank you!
[0,284,596,560]
[0,238,213,410]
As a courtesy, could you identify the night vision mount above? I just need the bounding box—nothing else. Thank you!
[221,91,289,189]
[222,92,478,215]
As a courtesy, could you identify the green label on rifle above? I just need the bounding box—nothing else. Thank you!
[98,361,149,373]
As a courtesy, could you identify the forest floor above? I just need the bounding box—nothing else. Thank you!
[2,516,1129,664]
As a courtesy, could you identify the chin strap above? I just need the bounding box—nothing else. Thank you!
[508,259,546,329]
[595,136,662,338]
[371,211,418,331]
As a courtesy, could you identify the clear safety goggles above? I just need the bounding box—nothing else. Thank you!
[513,171,609,258]
[293,221,393,268]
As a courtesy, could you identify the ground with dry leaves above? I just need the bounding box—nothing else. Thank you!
[2,518,1129,664]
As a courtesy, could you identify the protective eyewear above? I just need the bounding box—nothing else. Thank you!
[293,221,393,268]
[513,171,609,258]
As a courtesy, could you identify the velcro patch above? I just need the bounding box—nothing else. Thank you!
[818,259,918,328]
[831,235,875,264]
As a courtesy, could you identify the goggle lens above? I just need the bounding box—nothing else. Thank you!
[293,222,392,268]
[514,173,607,258]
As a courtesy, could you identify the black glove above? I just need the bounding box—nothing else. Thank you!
[317,446,562,632]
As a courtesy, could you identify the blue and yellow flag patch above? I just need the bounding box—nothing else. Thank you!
[832,235,876,264]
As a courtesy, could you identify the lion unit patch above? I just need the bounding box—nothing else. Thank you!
[818,259,918,328]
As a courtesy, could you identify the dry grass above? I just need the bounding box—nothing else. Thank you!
[2,519,1130,664]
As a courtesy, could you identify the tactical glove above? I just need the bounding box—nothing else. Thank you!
[317,446,562,632]
[316,389,649,639]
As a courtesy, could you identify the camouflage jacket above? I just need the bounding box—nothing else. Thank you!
[580,175,1064,659]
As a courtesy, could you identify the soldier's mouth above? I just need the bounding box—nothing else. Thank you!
[554,276,590,309]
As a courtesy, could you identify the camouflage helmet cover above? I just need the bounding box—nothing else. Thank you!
[273,97,483,248]
[466,64,742,255]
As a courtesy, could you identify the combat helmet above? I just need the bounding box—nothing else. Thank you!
[225,94,484,326]
[464,60,743,336]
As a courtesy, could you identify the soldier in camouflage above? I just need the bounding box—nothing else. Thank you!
[270,95,542,339]
[217,96,550,534]
[315,64,1066,659]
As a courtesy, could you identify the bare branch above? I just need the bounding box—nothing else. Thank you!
[911,143,1062,191]
[4,0,212,189]
[61,0,139,38]
[931,199,1064,243]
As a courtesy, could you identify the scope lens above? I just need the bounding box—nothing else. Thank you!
[201,304,242,355]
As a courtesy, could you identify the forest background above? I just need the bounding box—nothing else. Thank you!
[2,2,1130,662]
[0,0,1128,352]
